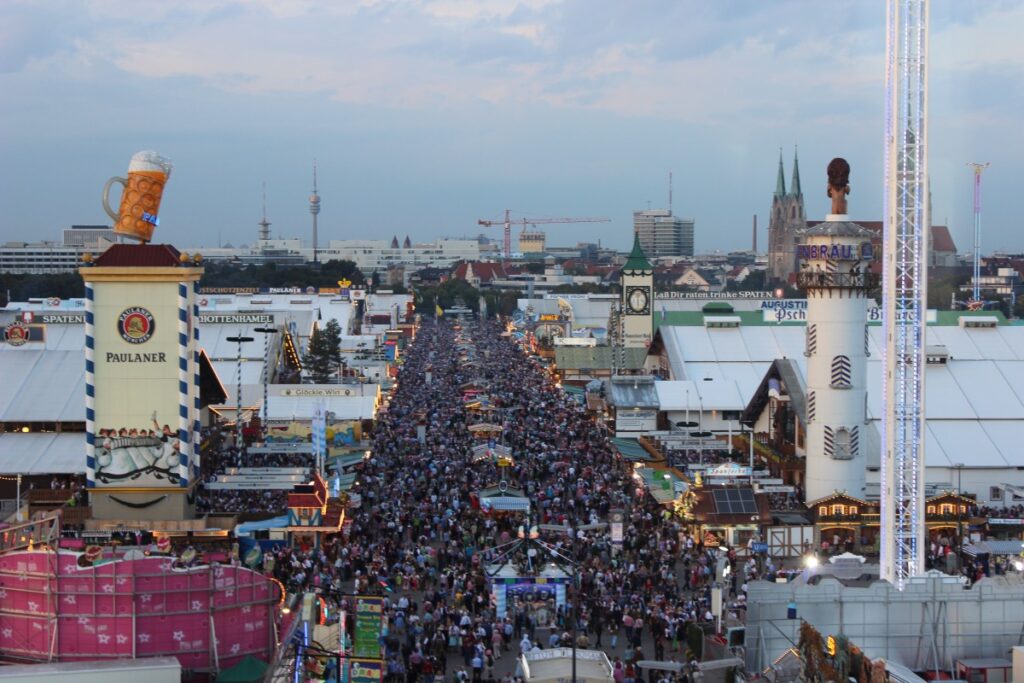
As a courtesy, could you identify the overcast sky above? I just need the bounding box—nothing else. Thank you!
[1,0,1021,253]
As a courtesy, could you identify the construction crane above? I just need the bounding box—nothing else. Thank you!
[478,210,611,259]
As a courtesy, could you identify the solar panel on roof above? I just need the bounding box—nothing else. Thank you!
[712,488,758,515]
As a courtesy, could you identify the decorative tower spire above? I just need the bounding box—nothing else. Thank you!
[258,182,271,242]
[309,160,321,263]
[775,149,786,197]
[791,146,802,197]
[623,232,653,274]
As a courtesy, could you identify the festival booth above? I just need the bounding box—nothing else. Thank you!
[286,473,345,550]
[490,562,570,630]
[474,486,531,514]
[468,423,503,438]
[519,648,614,683]
[807,492,878,554]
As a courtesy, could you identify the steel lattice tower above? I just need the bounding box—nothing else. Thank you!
[967,162,990,304]
[881,0,929,589]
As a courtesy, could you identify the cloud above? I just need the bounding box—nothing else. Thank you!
[1,0,1022,251]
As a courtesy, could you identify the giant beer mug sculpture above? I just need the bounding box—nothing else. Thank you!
[102,151,173,243]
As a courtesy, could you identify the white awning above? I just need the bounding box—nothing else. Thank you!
[0,433,84,474]
[480,496,530,511]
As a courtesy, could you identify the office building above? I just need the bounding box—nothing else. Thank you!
[632,209,695,258]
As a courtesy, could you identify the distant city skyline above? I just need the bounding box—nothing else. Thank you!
[1,1,1021,253]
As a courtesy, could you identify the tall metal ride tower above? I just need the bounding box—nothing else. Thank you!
[309,161,321,263]
[967,162,990,304]
[881,0,929,589]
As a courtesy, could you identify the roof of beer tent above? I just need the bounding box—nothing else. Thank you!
[0,349,227,422]
[0,350,85,422]
[265,394,378,421]
[0,433,84,474]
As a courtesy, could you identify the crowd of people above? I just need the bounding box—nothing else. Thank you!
[258,319,750,683]
[194,430,307,514]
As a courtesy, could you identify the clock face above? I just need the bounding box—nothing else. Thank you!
[627,287,649,314]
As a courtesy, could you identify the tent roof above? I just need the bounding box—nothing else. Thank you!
[0,433,85,474]
[215,655,268,683]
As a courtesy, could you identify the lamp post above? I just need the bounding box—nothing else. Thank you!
[953,462,965,572]
[226,332,254,449]
[254,326,279,441]
[675,408,698,471]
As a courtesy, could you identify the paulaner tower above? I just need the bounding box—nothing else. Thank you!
[798,159,877,503]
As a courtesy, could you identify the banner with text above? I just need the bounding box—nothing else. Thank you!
[353,596,384,659]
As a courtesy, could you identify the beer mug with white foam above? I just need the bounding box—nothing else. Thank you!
[102,151,173,243]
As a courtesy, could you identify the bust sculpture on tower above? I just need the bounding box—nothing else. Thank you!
[798,159,877,504]
[827,157,851,216]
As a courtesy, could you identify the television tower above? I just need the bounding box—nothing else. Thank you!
[309,160,321,263]
[881,0,929,590]
[258,182,271,242]
[967,162,990,304]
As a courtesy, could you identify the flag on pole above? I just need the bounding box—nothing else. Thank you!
[435,304,444,318]
[312,398,327,475]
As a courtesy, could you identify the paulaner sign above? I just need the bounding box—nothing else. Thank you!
[797,243,873,261]
[106,351,168,363]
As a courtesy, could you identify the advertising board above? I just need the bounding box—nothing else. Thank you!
[91,280,197,488]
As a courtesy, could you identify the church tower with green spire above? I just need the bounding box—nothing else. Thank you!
[621,233,654,348]
[767,148,806,283]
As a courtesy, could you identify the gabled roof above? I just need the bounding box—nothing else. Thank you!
[92,243,182,267]
[288,473,327,509]
[931,225,957,253]
[806,490,872,507]
[622,234,652,274]
[740,358,807,427]
[554,346,646,371]
[452,261,507,283]
[608,375,659,409]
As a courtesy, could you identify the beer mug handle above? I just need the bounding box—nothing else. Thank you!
[102,176,127,221]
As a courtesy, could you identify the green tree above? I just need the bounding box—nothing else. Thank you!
[724,269,767,293]
[303,319,342,382]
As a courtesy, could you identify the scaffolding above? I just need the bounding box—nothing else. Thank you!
[0,519,280,675]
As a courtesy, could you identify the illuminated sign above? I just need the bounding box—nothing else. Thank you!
[538,314,561,321]
[349,659,384,683]
[704,463,753,478]
[40,313,85,324]
[826,635,837,656]
[279,387,363,397]
[655,291,778,300]
[797,243,873,261]
[198,313,275,324]
[198,287,259,294]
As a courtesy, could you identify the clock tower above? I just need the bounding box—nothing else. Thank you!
[621,233,654,348]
